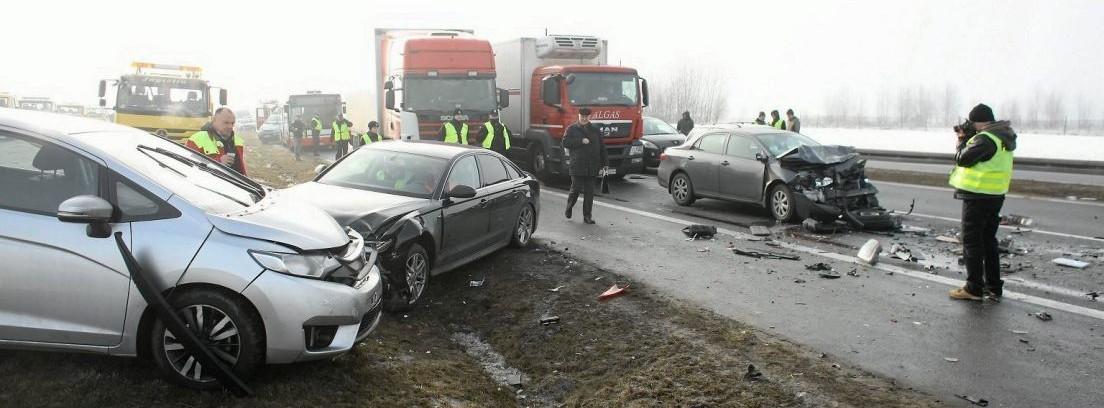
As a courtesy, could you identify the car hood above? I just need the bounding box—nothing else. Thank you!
[643,133,685,145]
[279,181,433,237]
[778,145,862,168]
[207,190,348,251]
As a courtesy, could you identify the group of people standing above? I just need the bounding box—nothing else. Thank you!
[754,109,801,133]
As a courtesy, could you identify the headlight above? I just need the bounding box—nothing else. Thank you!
[250,250,341,279]
[629,144,644,156]
[641,140,657,149]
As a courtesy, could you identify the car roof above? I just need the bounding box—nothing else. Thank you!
[0,107,131,138]
[369,140,482,158]
[694,123,790,135]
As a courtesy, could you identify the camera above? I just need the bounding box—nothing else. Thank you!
[953,120,976,138]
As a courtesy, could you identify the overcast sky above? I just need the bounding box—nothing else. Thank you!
[3,0,1102,122]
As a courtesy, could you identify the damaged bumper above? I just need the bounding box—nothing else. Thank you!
[780,145,897,230]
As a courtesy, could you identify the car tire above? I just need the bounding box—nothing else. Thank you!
[670,172,696,206]
[769,183,797,223]
[510,204,536,248]
[384,243,430,313]
[531,145,551,181]
[149,289,265,390]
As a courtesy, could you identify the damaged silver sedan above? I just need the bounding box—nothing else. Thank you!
[657,125,896,230]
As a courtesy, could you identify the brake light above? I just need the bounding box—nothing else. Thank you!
[659,152,669,161]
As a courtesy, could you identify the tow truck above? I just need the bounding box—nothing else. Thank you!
[98,62,227,139]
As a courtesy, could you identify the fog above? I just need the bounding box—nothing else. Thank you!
[3,0,1102,127]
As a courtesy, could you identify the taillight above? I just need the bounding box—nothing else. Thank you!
[659,152,669,161]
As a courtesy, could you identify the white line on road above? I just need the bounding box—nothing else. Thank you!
[873,180,1104,208]
[906,212,1104,243]
[544,190,1104,322]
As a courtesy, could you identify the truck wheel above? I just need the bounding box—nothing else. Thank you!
[531,147,551,181]
[149,289,265,390]
[670,172,696,206]
[769,184,797,222]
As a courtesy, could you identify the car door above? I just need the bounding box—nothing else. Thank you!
[718,133,769,203]
[476,154,525,243]
[0,131,131,347]
[439,155,491,265]
[684,132,728,196]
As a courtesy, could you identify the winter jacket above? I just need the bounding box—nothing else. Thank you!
[563,121,608,177]
[185,122,246,175]
[677,116,694,136]
[290,119,306,138]
[787,116,801,133]
[954,121,1017,199]
[478,120,511,155]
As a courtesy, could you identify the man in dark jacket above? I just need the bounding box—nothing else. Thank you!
[754,111,767,125]
[786,109,801,133]
[439,108,469,144]
[676,111,694,135]
[562,108,608,224]
[947,103,1017,301]
[477,110,511,155]
[290,116,306,161]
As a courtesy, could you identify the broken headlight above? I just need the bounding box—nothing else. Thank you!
[365,238,394,253]
[814,176,833,188]
[250,250,342,279]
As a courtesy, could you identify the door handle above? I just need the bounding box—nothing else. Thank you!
[479,198,488,208]
[721,161,730,166]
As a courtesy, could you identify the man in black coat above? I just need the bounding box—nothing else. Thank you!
[562,108,608,224]
[677,111,694,135]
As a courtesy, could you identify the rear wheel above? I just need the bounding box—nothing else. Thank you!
[510,204,535,248]
[670,172,696,206]
[769,184,797,222]
[384,243,430,312]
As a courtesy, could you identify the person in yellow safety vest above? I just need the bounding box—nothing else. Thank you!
[185,107,247,175]
[360,121,384,147]
[478,110,511,155]
[769,110,785,129]
[439,108,469,144]
[310,114,322,156]
[332,113,353,159]
[947,103,1017,302]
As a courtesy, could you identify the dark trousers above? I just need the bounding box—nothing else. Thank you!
[567,175,596,218]
[335,140,349,159]
[292,136,302,159]
[311,130,320,155]
[961,197,1005,296]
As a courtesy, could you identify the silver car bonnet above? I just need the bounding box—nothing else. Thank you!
[206,190,348,251]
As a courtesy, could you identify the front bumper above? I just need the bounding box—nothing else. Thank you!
[242,261,383,364]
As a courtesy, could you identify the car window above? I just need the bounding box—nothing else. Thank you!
[318,148,446,198]
[0,132,100,215]
[116,181,160,218]
[725,135,761,159]
[477,154,510,187]
[502,158,521,179]
[446,156,480,192]
[694,133,727,154]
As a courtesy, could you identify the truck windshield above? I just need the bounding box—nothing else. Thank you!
[568,73,639,106]
[116,76,209,117]
[288,95,341,129]
[404,78,496,112]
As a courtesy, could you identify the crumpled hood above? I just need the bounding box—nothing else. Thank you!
[279,181,432,237]
[979,120,1017,152]
[207,190,348,251]
[778,145,862,167]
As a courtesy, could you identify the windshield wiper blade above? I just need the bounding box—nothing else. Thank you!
[136,145,266,200]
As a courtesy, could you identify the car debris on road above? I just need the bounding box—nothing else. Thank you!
[682,224,717,240]
[750,225,772,237]
[729,246,801,260]
[857,239,881,265]
[1000,214,1035,227]
[598,284,629,301]
[540,316,561,326]
[957,394,990,407]
[1031,312,1053,321]
[1052,258,1090,269]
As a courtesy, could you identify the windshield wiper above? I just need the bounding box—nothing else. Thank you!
[136,145,266,200]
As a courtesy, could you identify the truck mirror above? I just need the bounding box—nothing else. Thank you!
[283,105,289,114]
[498,88,510,109]
[385,90,396,111]
[98,80,106,98]
[641,78,649,107]
[99,98,106,107]
[384,80,394,90]
[564,74,576,85]
[342,102,347,114]
[541,77,561,108]
[219,89,228,106]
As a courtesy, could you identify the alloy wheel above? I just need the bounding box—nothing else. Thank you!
[405,251,428,304]
[162,304,240,383]
[516,206,534,245]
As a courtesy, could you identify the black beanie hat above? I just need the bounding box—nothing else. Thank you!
[968,103,995,122]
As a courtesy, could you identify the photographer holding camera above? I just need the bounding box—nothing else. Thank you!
[948,103,1017,302]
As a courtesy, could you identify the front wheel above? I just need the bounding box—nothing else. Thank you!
[384,243,430,313]
[769,184,797,223]
[149,290,265,390]
[511,204,535,248]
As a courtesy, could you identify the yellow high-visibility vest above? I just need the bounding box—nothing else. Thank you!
[948,131,1013,195]
[481,122,510,150]
[332,121,351,141]
[444,122,468,144]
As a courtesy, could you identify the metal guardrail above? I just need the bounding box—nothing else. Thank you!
[858,149,1104,176]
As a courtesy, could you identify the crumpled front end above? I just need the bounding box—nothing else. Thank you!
[779,145,898,230]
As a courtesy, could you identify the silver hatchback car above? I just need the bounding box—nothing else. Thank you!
[0,109,383,389]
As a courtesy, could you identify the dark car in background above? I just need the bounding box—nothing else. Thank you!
[281,141,540,311]
[656,125,896,229]
[641,116,686,168]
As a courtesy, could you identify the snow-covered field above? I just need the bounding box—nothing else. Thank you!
[803,127,1104,163]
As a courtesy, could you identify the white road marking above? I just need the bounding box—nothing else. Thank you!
[543,190,1104,322]
[906,212,1104,243]
[873,180,1104,208]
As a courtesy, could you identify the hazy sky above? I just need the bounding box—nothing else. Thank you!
[3,0,1102,121]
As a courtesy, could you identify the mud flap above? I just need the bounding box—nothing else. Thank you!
[113,232,254,397]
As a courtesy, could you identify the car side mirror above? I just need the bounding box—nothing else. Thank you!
[755,152,770,162]
[58,195,114,238]
[98,80,107,98]
[445,185,477,200]
[498,88,510,109]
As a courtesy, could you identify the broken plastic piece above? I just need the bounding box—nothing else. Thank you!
[743,364,765,381]
[469,279,485,287]
[1032,312,1053,321]
[598,284,628,301]
[857,239,880,265]
[1052,258,1089,269]
[549,285,565,292]
[750,225,771,237]
[944,357,959,362]
[1000,214,1034,227]
[935,235,960,244]
[1087,291,1100,301]
[682,224,717,240]
[818,271,841,279]
[805,263,833,271]
[957,394,990,407]
[730,247,800,260]
[540,316,560,326]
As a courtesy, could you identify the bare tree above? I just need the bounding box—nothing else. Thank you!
[647,64,729,125]
[875,87,893,127]
[1043,91,1065,132]
[940,84,959,127]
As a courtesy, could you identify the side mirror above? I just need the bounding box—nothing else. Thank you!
[641,78,649,107]
[98,80,107,98]
[99,98,106,107]
[755,152,770,162]
[314,164,327,175]
[58,195,114,238]
[541,76,562,108]
[219,89,228,106]
[385,90,396,111]
[498,88,510,109]
[445,185,477,200]
[564,74,576,85]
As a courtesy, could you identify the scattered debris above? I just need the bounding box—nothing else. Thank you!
[697,247,711,253]
[1031,312,1053,321]
[598,284,629,301]
[539,315,560,326]
[794,278,807,284]
[1052,258,1090,269]
[935,235,961,244]
[899,224,931,235]
[944,357,959,363]
[730,247,801,260]
[889,243,916,262]
[1011,330,1029,335]
[818,271,841,279]
[805,263,833,271]
[743,364,765,381]
[1087,291,1100,301]
[628,174,646,180]
[957,394,990,407]
[469,279,485,287]
[682,224,717,240]
[750,225,772,237]
[802,218,844,234]
[857,239,881,265]
[846,268,860,277]
[1000,214,1034,227]
[1018,339,1030,344]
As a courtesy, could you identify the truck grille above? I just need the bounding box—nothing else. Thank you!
[594,122,632,138]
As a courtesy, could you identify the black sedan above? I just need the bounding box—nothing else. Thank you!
[641,117,686,168]
[656,125,895,230]
[282,141,540,311]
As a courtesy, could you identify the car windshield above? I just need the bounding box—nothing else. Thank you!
[567,72,639,106]
[754,132,821,157]
[403,77,497,112]
[644,117,679,135]
[116,76,209,117]
[318,148,448,198]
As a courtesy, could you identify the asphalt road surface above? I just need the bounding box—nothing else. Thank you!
[531,174,1104,408]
